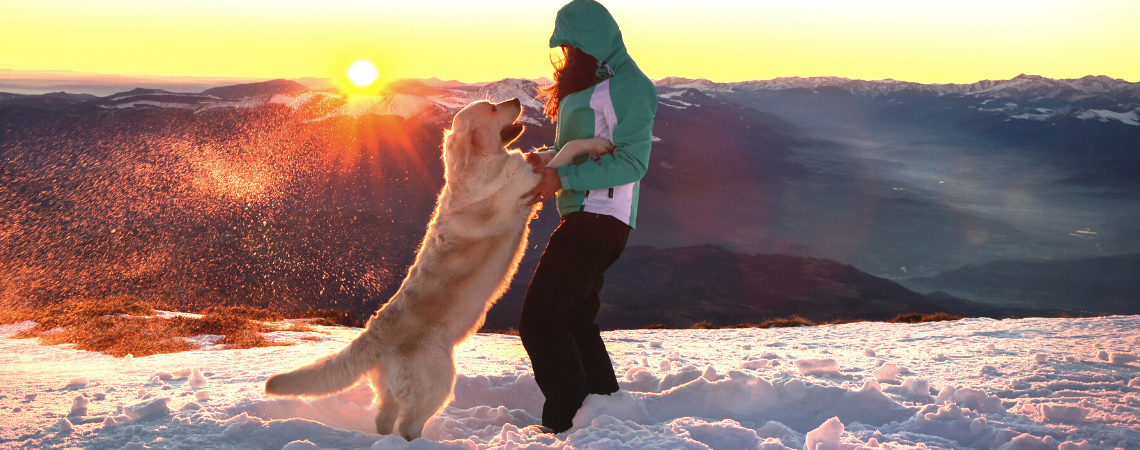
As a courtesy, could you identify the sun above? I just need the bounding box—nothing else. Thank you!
[347,60,379,87]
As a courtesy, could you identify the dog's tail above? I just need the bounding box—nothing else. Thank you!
[264,333,377,398]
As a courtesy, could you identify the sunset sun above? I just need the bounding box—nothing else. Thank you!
[347,60,379,87]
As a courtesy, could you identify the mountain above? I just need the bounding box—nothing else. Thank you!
[305,78,544,122]
[0,79,560,316]
[905,254,1140,315]
[481,244,1027,331]
[201,79,308,100]
[2,74,1138,318]
[655,74,1140,277]
[658,74,1140,104]
[0,91,98,110]
[0,69,266,96]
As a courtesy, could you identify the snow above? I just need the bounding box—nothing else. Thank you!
[1040,404,1089,423]
[3,316,1140,449]
[803,416,842,450]
[1010,113,1052,121]
[69,395,88,417]
[793,358,840,376]
[65,377,89,389]
[1075,109,1140,126]
[471,78,542,109]
[873,362,901,383]
[326,94,439,120]
[268,91,339,109]
[188,368,209,389]
[656,75,1140,104]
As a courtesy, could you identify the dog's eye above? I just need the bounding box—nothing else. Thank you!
[490,105,497,113]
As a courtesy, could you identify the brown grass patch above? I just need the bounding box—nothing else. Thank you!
[217,329,280,350]
[756,316,814,328]
[821,318,866,326]
[2,295,153,329]
[280,323,317,333]
[479,327,520,336]
[889,312,962,324]
[3,296,299,357]
[32,316,200,357]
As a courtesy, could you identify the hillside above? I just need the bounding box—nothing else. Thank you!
[906,254,1140,315]
[484,245,1025,331]
[3,74,1139,317]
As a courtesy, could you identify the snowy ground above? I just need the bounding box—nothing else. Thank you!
[2,315,1139,450]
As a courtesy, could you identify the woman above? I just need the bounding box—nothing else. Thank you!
[519,0,657,434]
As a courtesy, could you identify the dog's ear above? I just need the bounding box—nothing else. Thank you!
[443,128,472,176]
[470,127,496,155]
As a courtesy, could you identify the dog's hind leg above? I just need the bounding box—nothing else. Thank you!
[394,349,456,440]
[369,371,399,435]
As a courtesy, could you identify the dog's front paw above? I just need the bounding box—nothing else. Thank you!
[563,138,614,158]
[580,137,616,156]
[529,150,557,166]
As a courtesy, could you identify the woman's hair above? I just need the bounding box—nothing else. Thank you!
[537,45,599,121]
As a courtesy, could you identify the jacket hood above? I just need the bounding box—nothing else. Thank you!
[549,0,630,77]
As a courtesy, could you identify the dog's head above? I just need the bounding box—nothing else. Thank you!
[443,98,525,180]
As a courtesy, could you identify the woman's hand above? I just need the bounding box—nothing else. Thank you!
[521,166,561,206]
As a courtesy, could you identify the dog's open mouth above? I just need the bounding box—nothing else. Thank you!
[501,121,525,144]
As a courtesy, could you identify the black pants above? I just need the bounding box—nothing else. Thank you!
[519,211,630,432]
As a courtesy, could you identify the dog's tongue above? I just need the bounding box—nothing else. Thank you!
[501,121,525,143]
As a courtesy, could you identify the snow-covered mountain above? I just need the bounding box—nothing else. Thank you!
[299,78,545,123]
[658,74,1140,102]
[7,74,1137,127]
[0,78,545,123]
[3,74,1138,312]
[657,74,1140,127]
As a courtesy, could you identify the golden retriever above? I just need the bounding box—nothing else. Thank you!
[264,98,613,440]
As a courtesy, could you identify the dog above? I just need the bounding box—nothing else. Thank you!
[264,98,614,440]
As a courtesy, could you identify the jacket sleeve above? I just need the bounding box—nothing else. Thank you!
[556,78,656,191]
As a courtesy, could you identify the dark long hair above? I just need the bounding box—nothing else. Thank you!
[537,45,599,121]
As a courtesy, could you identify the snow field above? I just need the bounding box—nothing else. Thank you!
[2,316,1139,449]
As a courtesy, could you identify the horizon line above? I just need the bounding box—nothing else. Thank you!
[2,68,1137,93]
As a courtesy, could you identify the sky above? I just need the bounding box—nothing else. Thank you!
[2,0,1138,85]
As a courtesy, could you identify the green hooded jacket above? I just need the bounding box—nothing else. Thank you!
[548,0,657,229]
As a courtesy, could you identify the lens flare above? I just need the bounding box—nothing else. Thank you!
[347,60,379,87]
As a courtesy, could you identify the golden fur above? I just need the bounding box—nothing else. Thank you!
[263,98,612,440]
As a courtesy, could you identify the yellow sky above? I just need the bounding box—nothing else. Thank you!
[2,0,1137,85]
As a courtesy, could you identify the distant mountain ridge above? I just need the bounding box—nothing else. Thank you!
[202,79,308,100]
[0,91,98,110]
[905,253,1140,315]
[482,244,1031,331]
[3,73,1138,319]
[657,74,1140,102]
[4,74,1137,130]
[657,74,1140,129]
[8,73,1140,105]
